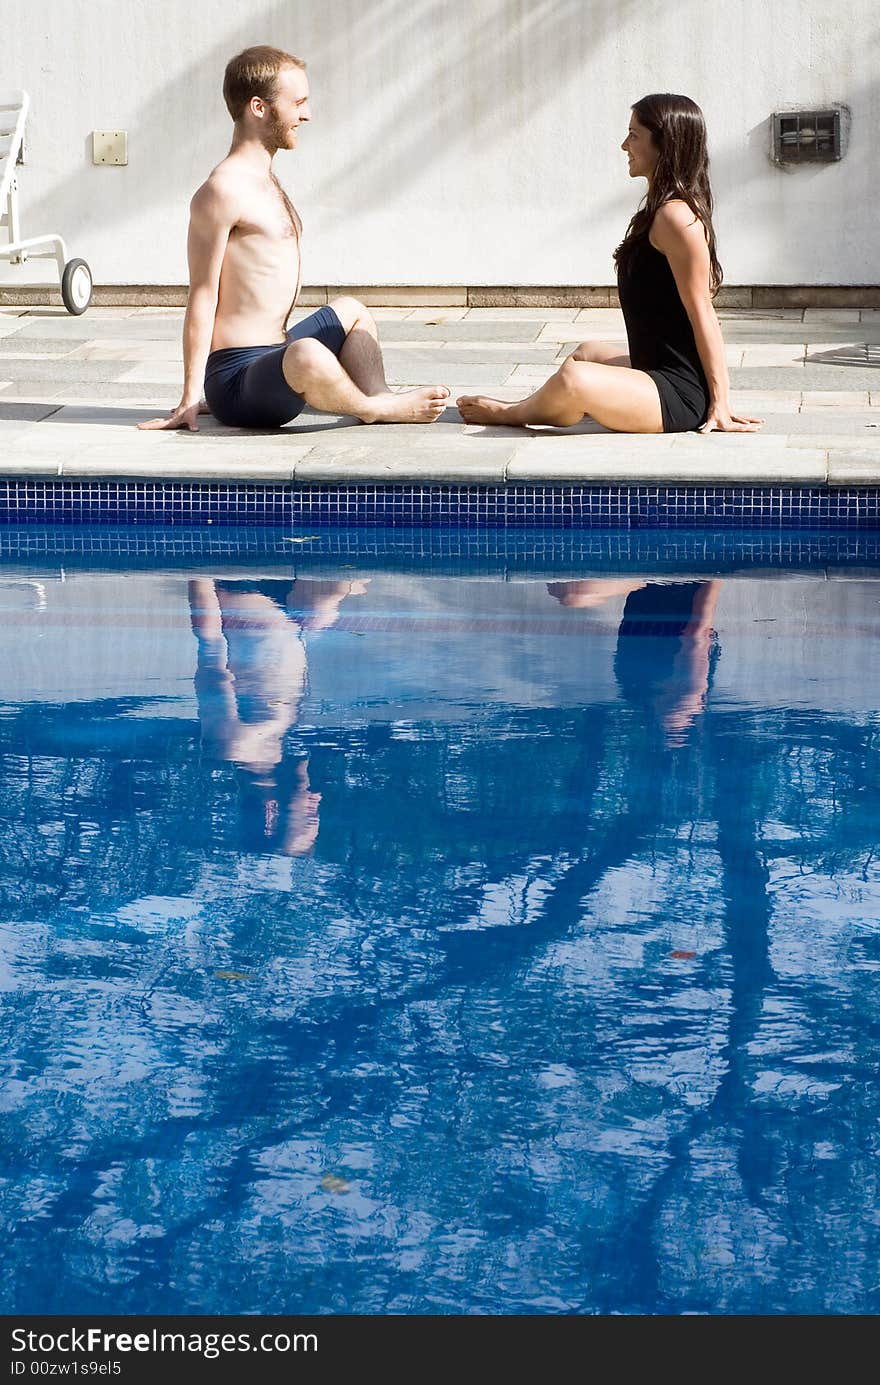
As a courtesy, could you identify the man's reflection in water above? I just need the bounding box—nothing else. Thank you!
[188,576,369,853]
[547,577,721,746]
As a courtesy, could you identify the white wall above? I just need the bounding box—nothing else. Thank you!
[1,0,877,286]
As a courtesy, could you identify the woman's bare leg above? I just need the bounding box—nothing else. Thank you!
[566,340,630,418]
[571,339,631,367]
[457,351,663,433]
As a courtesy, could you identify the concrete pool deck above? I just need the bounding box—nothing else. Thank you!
[0,303,879,485]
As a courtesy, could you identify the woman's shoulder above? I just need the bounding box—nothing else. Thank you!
[652,199,700,230]
[649,199,706,250]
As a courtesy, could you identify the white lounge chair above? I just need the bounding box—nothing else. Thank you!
[0,89,93,314]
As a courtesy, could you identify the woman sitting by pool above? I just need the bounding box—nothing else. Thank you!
[458,93,762,436]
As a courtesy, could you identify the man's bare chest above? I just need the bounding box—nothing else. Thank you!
[235,180,302,246]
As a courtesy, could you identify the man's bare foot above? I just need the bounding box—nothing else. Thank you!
[456,395,521,426]
[362,386,449,424]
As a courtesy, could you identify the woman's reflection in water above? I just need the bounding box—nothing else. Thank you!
[547,577,721,746]
[188,576,369,853]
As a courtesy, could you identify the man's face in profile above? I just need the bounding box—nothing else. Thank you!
[263,65,311,152]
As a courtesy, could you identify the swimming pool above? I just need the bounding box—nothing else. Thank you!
[1,527,879,1315]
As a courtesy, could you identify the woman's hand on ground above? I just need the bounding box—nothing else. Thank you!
[137,400,206,431]
[698,408,764,434]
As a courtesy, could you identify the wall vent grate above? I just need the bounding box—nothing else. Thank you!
[773,109,841,163]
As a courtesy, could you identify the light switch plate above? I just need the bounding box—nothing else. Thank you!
[92,131,127,166]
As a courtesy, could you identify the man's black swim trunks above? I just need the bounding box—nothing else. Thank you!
[204,305,346,428]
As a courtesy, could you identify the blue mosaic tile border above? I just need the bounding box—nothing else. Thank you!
[2,524,880,575]
[0,479,878,529]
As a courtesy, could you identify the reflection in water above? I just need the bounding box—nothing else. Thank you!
[189,577,368,855]
[0,563,879,1315]
[548,578,721,745]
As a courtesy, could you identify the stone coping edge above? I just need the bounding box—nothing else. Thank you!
[2,285,879,309]
[6,452,880,485]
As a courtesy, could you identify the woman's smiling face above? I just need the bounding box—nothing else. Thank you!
[621,113,660,180]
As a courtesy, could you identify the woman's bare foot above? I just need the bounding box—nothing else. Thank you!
[456,395,522,426]
[363,386,450,424]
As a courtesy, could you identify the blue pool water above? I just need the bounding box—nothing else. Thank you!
[1,527,880,1315]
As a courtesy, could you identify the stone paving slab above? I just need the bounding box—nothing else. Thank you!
[506,445,827,484]
[803,392,878,407]
[400,307,472,321]
[288,411,465,442]
[472,307,584,320]
[729,394,802,413]
[710,326,880,344]
[0,401,61,422]
[807,346,880,365]
[65,341,185,362]
[9,317,184,341]
[0,337,88,356]
[802,309,863,322]
[385,369,516,389]
[384,346,559,364]
[0,383,174,404]
[293,447,514,484]
[1,306,880,486]
[375,320,543,342]
[715,308,806,320]
[750,411,878,433]
[57,451,312,481]
[792,435,880,450]
[466,324,880,348]
[729,367,880,391]
[828,454,880,484]
[46,404,193,427]
[0,358,157,384]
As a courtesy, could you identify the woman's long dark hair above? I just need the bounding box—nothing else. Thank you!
[614,94,723,295]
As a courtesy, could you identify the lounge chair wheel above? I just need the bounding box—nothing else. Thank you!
[61,258,92,315]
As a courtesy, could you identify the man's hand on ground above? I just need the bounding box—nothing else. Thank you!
[137,399,209,431]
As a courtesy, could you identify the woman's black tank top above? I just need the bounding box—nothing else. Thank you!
[616,235,710,431]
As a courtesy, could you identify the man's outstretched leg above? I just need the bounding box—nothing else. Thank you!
[288,296,449,424]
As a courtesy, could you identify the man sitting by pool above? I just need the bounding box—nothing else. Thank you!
[140,46,449,433]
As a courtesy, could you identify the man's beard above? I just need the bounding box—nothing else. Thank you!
[265,106,294,152]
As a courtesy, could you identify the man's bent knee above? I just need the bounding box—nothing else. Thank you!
[282,336,332,390]
[328,295,373,336]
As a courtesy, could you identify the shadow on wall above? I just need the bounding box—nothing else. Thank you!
[18,8,283,253]
[707,47,880,287]
[300,0,644,217]
[19,0,645,270]
[30,1,877,289]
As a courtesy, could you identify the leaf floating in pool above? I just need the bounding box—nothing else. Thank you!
[214,970,253,981]
[282,536,321,543]
[320,1173,351,1194]
[670,951,697,960]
